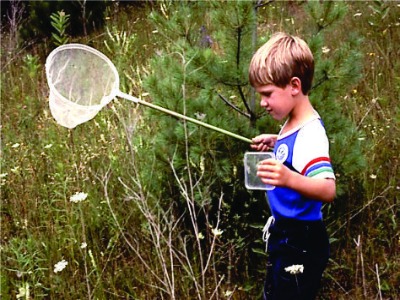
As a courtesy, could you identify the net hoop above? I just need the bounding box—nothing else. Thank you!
[45,43,120,128]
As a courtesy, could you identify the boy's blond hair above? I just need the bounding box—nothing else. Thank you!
[249,32,314,95]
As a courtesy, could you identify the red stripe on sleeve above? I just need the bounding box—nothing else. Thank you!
[301,157,331,175]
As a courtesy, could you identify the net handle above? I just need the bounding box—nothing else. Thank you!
[116,91,252,144]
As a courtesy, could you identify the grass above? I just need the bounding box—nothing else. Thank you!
[1,1,399,299]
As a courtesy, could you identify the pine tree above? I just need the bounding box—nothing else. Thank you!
[142,1,262,204]
[141,1,265,289]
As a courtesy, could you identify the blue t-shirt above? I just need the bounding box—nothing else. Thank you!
[266,115,335,221]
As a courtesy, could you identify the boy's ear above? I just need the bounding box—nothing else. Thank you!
[290,77,302,95]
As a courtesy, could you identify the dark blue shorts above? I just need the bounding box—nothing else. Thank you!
[263,218,330,300]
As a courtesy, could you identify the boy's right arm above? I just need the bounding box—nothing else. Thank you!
[251,134,278,152]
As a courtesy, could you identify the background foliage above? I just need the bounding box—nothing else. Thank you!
[1,1,399,299]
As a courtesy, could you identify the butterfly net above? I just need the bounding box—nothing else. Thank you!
[45,43,252,143]
[45,44,119,128]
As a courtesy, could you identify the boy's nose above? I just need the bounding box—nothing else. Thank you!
[260,98,269,107]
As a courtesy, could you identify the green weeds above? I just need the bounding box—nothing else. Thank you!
[1,1,398,299]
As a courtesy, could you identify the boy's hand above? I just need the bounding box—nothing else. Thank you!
[251,134,278,152]
[257,158,291,187]
[257,158,336,203]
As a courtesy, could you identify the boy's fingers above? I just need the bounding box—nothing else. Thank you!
[254,140,272,150]
[258,158,275,166]
[251,143,268,152]
[257,164,274,174]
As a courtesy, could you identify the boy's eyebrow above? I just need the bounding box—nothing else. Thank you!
[258,87,274,94]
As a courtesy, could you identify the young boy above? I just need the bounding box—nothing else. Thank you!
[248,32,336,299]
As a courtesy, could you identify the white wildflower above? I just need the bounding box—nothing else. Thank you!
[11,166,20,173]
[197,232,205,240]
[100,134,106,143]
[22,218,28,229]
[12,143,20,148]
[322,46,330,54]
[370,174,377,179]
[80,242,87,249]
[44,144,53,149]
[224,290,234,297]
[285,264,304,275]
[211,228,223,236]
[16,282,30,299]
[0,173,8,178]
[194,112,206,120]
[70,192,88,203]
[54,259,68,273]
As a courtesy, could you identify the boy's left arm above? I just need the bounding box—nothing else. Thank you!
[257,159,336,203]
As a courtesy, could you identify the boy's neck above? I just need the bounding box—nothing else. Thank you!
[283,95,316,134]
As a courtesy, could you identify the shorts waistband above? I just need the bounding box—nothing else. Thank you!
[273,218,323,229]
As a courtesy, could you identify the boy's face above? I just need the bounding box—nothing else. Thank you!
[255,83,295,121]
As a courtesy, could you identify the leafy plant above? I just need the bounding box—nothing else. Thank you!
[22,54,40,79]
[50,10,70,46]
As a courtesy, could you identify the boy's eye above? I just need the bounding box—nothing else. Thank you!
[261,92,271,97]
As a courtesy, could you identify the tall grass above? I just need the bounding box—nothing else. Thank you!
[1,2,399,299]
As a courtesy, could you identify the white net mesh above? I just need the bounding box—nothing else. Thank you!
[46,44,119,128]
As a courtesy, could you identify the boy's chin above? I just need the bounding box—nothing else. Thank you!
[271,114,285,121]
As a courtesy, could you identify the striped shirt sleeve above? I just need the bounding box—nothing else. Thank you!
[293,119,336,180]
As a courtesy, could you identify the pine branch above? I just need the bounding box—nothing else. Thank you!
[236,26,242,68]
[255,0,274,9]
[219,80,248,88]
[311,70,329,91]
[237,85,255,120]
[217,92,251,119]
[235,25,255,120]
